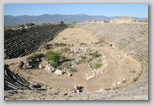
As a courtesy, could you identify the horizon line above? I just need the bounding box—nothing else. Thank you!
[4,14,148,18]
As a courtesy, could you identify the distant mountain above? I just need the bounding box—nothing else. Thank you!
[4,14,148,26]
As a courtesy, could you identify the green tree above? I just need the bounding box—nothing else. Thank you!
[60,21,64,24]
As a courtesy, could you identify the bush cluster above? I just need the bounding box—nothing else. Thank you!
[54,43,67,47]
[90,51,100,58]
[45,51,62,68]
[69,67,77,73]
[27,53,44,68]
[93,63,102,69]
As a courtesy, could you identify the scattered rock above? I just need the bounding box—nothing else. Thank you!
[67,73,72,77]
[25,62,32,69]
[76,90,80,93]
[122,78,126,83]
[86,75,94,80]
[112,83,116,87]
[108,42,113,47]
[74,85,84,92]
[39,64,42,69]
[54,69,64,75]
[99,88,105,93]
[117,81,122,85]
[45,64,55,72]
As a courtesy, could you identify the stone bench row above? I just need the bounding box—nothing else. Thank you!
[4,65,30,90]
[4,24,67,58]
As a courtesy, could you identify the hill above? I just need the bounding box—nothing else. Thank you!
[4,14,147,26]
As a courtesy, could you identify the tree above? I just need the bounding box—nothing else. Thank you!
[25,23,35,27]
[60,21,64,24]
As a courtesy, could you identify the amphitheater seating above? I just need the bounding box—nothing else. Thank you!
[4,24,67,59]
[73,22,148,99]
[4,64,30,90]
[74,23,148,62]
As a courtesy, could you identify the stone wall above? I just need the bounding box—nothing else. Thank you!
[110,17,137,23]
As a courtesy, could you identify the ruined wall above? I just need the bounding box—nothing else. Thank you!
[4,24,67,58]
[110,17,137,23]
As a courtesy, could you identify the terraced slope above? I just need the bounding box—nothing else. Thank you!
[4,64,30,90]
[74,23,148,62]
[4,24,67,58]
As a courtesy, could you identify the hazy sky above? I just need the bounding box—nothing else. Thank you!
[4,4,148,18]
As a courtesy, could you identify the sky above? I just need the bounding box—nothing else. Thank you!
[4,4,148,18]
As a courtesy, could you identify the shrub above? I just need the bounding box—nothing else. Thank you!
[27,53,44,61]
[45,51,62,68]
[63,62,72,69]
[69,67,77,73]
[25,23,35,27]
[93,63,102,69]
[45,51,62,63]
[91,51,100,58]
[42,42,52,50]
[29,61,39,68]
[81,55,87,59]
[26,53,44,68]
[61,55,66,60]
[60,21,64,24]
[54,43,67,47]
[98,38,106,43]
[60,43,67,46]
[78,59,86,64]
[50,61,59,68]
[62,48,70,52]
[80,43,86,46]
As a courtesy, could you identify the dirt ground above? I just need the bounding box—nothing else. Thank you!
[4,28,142,93]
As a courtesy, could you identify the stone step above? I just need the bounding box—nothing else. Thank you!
[4,24,67,58]
[4,67,30,90]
